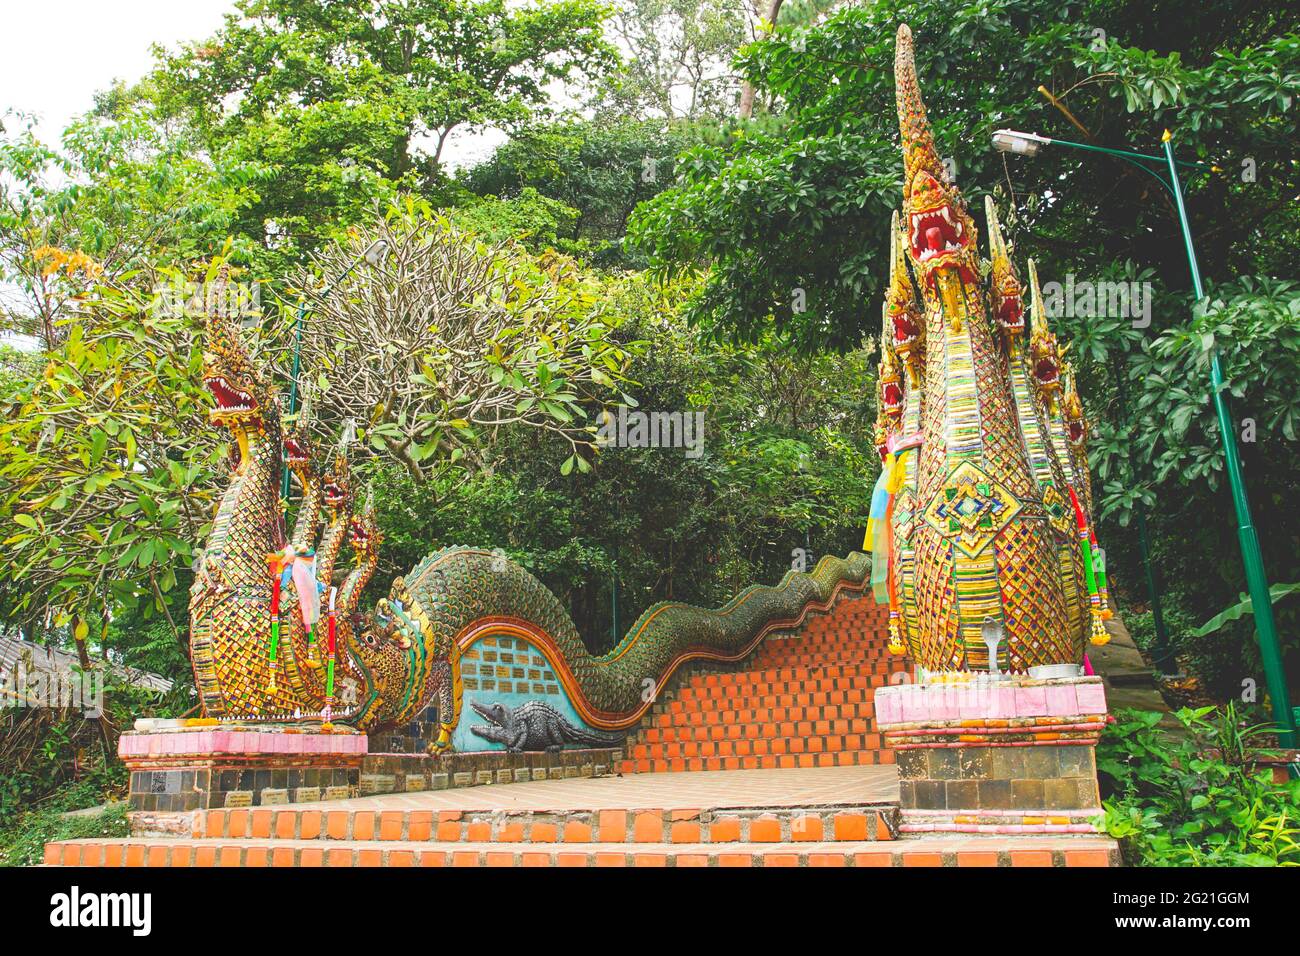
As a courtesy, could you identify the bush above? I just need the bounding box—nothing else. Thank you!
[1098,705,1300,865]
[0,799,129,867]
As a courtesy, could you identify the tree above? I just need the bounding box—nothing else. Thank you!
[286,200,637,480]
[0,262,226,648]
[0,108,265,349]
[146,0,618,261]
[598,0,752,119]
[460,116,707,263]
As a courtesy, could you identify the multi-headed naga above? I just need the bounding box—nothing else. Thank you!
[190,285,871,751]
[869,25,1109,675]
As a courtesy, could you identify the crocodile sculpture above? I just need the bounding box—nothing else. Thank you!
[469,700,624,753]
[869,25,1109,674]
[190,290,872,751]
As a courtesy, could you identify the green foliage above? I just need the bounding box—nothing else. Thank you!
[461,117,708,265]
[147,0,620,260]
[1098,705,1300,866]
[0,801,129,868]
[1191,582,1300,638]
[1100,277,1300,509]
[0,108,266,344]
[0,263,225,630]
[594,0,751,119]
[447,187,581,252]
[0,667,182,829]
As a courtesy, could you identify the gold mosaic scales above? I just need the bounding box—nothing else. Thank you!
[886,24,1087,671]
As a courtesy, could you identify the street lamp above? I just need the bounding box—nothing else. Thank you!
[281,238,389,499]
[995,127,1295,750]
[991,129,1049,157]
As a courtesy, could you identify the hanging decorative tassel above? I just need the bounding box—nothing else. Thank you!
[1090,528,1114,619]
[865,448,911,655]
[322,585,338,730]
[265,552,286,697]
[1067,488,1110,646]
[289,547,323,668]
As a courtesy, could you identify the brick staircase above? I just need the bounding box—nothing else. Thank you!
[41,589,1121,867]
[41,784,1117,866]
[620,593,905,774]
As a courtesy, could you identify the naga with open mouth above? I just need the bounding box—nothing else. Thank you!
[189,275,873,752]
[872,25,1108,673]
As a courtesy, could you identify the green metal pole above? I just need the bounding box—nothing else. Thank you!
[1162,132,1295,747]
[281,301,308,501]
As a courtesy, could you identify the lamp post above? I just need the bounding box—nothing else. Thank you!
[994,128,1295,748]
[280,238,388,500]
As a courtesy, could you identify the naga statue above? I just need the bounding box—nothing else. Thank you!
[190,288,871,752]
[868,25,1109,676]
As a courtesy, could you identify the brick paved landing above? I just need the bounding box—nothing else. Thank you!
[45,765,1120,866]
[289,764,900,813]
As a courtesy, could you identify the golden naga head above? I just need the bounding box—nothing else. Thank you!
[282,388,313,477]
[1026,259,1062,412]
[347,493,381,556]
[202,268,278,432]
[875,336,904,458]
[321,431,353,513]
[1062,363,1087,447]
[985,196,1025,342]
[895,24,977,287]
[885,211,925,381]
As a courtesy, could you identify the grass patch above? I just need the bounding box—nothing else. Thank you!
[0,800,130,867]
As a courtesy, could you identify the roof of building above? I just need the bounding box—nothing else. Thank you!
[0,636,173,695]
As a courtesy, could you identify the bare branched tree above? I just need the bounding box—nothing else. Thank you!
[288,205,634,481]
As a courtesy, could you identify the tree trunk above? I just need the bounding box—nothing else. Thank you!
[737,0,786,119]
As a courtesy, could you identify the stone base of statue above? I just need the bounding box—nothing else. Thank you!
[119,719,367,819]
[874,674,1107,834]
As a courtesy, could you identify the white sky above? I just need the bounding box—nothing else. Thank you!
[0,0,504,166]
[0,0,514,349]
[1,1,231,144]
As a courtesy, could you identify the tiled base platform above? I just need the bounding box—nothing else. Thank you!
[46,766,1117,867]
[43,835,1119,867]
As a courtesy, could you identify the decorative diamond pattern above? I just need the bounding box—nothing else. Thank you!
[922,462,1022,559]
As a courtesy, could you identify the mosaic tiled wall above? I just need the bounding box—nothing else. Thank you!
[452,633,590,753]
[369,633,602,754]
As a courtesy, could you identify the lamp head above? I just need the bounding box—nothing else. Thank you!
[992,129,1048,157]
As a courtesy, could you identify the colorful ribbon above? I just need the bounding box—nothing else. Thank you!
[865,441,914,656]
[1067,487,1110,646]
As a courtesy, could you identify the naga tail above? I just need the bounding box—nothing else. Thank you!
[348,547,870,741]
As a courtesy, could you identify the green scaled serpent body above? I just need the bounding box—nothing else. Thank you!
[353,547,871,750]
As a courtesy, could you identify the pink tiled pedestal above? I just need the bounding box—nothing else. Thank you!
[120,719,367,817]
[875,676,1108,834]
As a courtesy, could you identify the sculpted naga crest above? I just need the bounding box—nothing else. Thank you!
[869,25,1110,676]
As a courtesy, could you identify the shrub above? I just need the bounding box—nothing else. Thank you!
[1098,705,1300,865]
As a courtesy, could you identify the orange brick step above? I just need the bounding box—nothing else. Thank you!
[43,836,1119,867]
[189,804,896,844]
[620,593,904,775]
[618,749,892,774]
